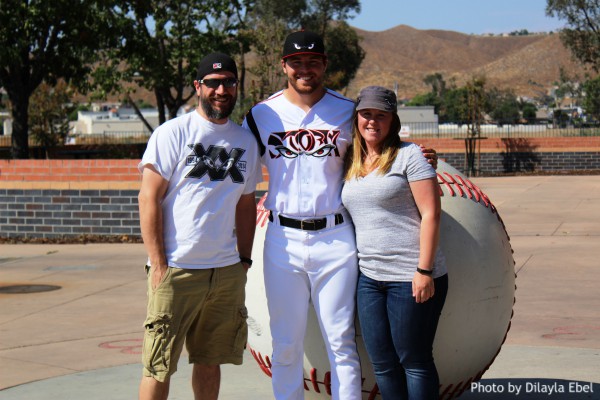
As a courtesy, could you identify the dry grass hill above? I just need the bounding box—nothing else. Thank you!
[119,25,591,106]
[345,25,590,100]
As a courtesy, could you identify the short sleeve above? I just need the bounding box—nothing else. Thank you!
[406,143,437,182]
[138,124,182,180]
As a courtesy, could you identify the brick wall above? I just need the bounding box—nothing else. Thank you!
[0,188,140,238]
[437,152,600,174]
[0,160,268,239]
[0,138,598,239]
[404,137,600,174]
[0,160,142,239]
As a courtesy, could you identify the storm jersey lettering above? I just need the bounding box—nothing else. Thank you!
[268,129,340,159]
[243,89,354,217]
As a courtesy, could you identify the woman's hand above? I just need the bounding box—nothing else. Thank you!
[413,271,435,303]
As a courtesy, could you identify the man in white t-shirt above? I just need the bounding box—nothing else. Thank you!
[138,53,262,400]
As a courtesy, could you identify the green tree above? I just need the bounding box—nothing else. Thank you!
[301,0,363,92]
[302,0,361,38]
[321,22,365,90]
[242,3,289,102]
[243,0,364,99]
[406,73,447,115]
[486,88,521,124]
[97,0,235,127]
[583,75,600,120]
[407,92,439,110]
[466,77,486,133]
[520,101,538,122]
[546,0,600,70]
[423,73,447,98]
[440,87,469,123]
[28,81,74,158]
[0,0,116,158]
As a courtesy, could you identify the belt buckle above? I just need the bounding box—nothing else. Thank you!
[300,219,316,230]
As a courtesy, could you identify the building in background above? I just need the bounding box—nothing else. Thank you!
[397,106,439,136]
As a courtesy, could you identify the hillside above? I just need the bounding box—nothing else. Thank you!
[118,25,591,107]
[345,25,590,100]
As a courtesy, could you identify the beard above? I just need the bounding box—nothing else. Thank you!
[200,93,237,120]
[288,76,322,95]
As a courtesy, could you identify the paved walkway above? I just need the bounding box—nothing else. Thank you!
[1,175,599,399]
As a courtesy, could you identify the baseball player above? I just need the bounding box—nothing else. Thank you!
[243,31,438,400]
[243,30,361,400]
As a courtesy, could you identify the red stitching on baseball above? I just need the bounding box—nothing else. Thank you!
[462,178,480,202]
[437,173,455,196]
[466,179,490,207]
[440,383,454,400]
[248,346,272,377]
[367,384,379,400]
[454,175,474,200]
[443,172,465,197]
[324,372,332,395]
[310,368,320,392]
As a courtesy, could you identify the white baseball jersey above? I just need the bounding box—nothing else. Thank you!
[243,89,355,217]
[139,110,262,269]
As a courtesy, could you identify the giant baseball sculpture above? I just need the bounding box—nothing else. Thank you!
[246,160,516,400]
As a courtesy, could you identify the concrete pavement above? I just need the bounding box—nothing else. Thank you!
[1,175,599,399]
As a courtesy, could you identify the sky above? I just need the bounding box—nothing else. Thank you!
[350,0,565,34]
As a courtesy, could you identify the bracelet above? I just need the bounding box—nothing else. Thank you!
[240,256,253,267]
[416,267,433,276]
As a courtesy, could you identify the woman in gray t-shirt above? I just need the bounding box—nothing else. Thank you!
[342,86,448,399]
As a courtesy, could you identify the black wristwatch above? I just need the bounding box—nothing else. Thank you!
[240,256,253,267]
[416,267,433,276]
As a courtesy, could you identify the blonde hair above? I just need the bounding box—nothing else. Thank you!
[344,110,402,181]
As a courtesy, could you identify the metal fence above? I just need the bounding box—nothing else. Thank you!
[401,122,600,138]
[64,131,152,145]
[1,124,599,148]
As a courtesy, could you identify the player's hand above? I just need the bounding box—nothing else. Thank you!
[419,144,438,170]
[412,272,435,303]
[151,264,168,290]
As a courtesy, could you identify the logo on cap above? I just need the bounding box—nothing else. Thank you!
[213,63,222,69]
[293,43,315,50]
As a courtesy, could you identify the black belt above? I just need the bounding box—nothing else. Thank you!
[268,211,344,231]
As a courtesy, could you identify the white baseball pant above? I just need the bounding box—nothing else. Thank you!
[263,215,362,400]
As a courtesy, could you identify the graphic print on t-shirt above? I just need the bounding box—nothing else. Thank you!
[185,143,246,183]
[268,129,340,159]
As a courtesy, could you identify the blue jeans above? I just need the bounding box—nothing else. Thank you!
[357,272,448,400]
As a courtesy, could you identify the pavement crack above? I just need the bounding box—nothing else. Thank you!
[516,254,533,275]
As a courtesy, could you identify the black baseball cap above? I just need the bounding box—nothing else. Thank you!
[196,52,238,81]
[282,30,326,59]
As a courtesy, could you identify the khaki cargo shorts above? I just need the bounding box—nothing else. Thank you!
[141,263,248,382]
